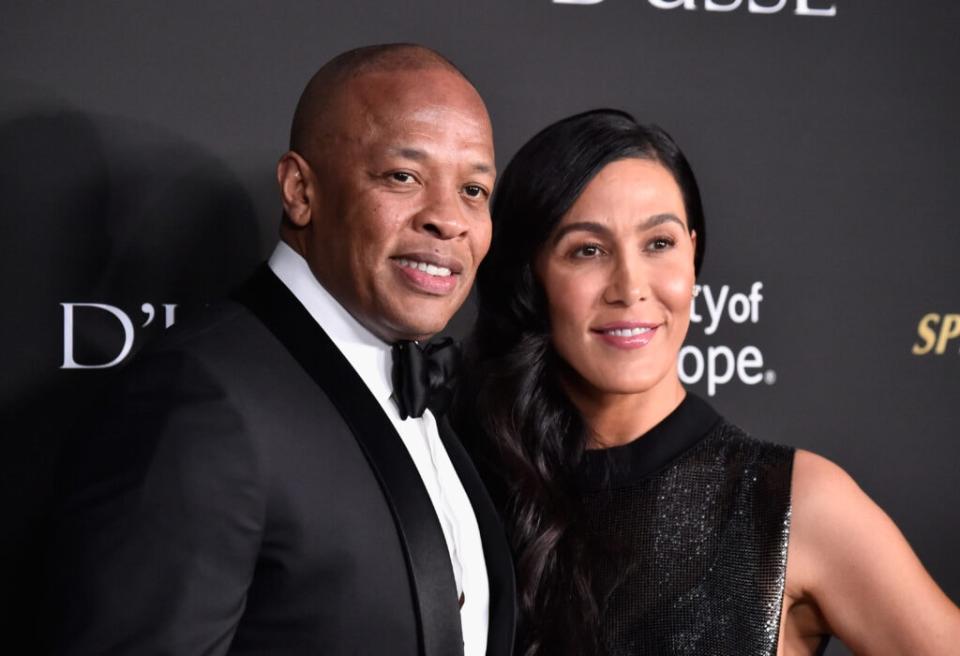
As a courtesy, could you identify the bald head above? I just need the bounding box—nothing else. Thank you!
[275,43,495,342]
[289,44,471,158]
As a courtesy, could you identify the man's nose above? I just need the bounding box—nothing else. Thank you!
[413,185,469,240]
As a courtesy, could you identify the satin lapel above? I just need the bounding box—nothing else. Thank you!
[235,266,464,656]
[436,416,517,656]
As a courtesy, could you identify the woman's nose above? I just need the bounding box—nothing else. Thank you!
[602,258,648,306]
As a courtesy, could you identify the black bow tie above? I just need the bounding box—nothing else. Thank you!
[391,338,460,420]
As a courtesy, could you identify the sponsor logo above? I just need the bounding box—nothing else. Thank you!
[912,313,960,356]
[679,281,775,396]
[58,287,777,395]
[553,0,837,16]
[61,302,178,369]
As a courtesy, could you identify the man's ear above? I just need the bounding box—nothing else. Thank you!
[277,151,313,227]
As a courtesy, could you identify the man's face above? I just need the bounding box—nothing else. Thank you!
[296,68,495,343]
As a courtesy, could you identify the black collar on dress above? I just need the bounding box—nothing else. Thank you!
[577,393,722,492]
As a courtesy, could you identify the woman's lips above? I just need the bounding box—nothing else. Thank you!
[591,322,659,350]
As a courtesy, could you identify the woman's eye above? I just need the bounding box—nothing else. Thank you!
[648,237,676,251]
[572,244,604,258]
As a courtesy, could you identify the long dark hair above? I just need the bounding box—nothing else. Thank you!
[461,109,706,656]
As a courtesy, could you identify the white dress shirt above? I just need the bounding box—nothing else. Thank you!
[268,241,489,656]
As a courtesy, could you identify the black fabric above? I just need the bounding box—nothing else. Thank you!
[578,395,795,656]
[392,339,460,419]
[237,267,464,656]
[578,394,722,492]
[46,264,516,656]
[437,416,518,656]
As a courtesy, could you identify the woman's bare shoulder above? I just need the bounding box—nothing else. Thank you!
[784,449,960,655]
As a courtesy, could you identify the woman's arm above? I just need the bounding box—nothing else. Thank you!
[781,449,960,655]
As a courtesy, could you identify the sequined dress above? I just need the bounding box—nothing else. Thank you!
[577,394,795,656]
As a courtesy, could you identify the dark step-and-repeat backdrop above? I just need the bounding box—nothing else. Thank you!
[2,2,957,654]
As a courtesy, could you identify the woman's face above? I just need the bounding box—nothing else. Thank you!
[536,157,697,399]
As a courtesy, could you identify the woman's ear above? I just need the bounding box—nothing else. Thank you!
[689,229,698,268]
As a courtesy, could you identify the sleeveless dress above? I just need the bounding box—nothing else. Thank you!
[577,394,795,656]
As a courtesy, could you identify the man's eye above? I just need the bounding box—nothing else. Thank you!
[390,172,415,183]
[463,184,487,198]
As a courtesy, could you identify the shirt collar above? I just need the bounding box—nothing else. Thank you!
[267,241,394,405]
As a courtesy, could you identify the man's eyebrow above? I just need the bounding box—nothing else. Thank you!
[389,147,495,175]
[391,147,428,161]
[470,161,495,175]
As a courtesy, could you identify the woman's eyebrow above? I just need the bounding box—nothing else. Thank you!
[637,213,686,231]
[550,221,611,245]
[551,213,685,245]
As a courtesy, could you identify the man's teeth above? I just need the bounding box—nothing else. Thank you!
[396,258,452,277]
[605,327,652,337]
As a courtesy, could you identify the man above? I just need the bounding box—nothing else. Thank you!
[48,44,515,656]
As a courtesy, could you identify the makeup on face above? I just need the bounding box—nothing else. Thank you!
[537,158,697,400]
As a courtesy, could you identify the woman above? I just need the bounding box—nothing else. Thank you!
[457,109,960,655]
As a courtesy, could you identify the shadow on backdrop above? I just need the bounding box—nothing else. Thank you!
[0,99,262,649]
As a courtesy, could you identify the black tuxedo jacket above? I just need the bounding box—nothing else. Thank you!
[48,266,515,655]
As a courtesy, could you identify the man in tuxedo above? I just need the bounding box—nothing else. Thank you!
[48,44,515,656]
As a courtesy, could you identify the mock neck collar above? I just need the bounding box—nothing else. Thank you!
[577,393,722,492]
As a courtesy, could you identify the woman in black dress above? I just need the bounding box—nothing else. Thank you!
[458,109,960,655]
